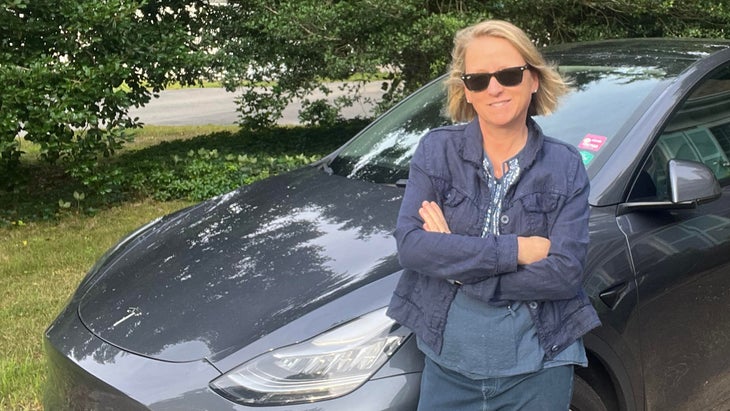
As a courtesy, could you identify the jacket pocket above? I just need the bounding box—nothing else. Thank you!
[441,186,481,236]
[515,192,563,236]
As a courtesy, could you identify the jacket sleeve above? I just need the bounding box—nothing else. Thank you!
[394,136,518,283]
[468,156,590,301]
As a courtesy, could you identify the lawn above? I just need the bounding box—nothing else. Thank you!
[0,120,364,409]
[0,199,191,410]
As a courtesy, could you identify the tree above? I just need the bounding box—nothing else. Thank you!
[488,0,730,45]
[209,0,487,129]
[0,0,211,185]
[3,0,730,191]
[210,0,730,129]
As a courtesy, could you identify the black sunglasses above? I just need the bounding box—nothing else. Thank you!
[461,65,530,91]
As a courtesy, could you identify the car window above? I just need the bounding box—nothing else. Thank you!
[330,66,668,185]
[327,78,450,184]
[630,63,730,201]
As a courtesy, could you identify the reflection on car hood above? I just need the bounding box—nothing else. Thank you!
[77,168,403,362]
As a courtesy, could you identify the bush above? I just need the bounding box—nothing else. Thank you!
[0,0,211,180]
[0,120,369,226]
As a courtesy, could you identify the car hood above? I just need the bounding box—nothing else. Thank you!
[77,167,403,362]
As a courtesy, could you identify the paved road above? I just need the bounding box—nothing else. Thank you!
[128,81,387,126]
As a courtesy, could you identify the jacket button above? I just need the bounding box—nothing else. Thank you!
[500,215,509,224]
[528,301,538,309]
[551,345,559,352]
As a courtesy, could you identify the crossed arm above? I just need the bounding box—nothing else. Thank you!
[419,200,551,266]
[395,140,589,301]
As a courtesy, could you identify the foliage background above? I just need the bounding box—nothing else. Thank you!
[0,0,211,185]
[3,1,730,409]
[3,0,730,193]
[211,0,730,128]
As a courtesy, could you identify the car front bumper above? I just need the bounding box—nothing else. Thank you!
[44,304,421,410]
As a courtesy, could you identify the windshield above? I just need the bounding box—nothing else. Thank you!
[329,65,670,184]
[328,77,451,183]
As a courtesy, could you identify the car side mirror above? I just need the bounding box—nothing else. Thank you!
[668,159,721,204]
[618,159,721,215]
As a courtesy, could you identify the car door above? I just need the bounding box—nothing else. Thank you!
[618,62,730,410]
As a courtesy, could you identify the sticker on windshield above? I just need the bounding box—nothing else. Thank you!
[578,134,607,152]
[579,150,594,166]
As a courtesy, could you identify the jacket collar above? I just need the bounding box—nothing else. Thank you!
[461,117,545,170]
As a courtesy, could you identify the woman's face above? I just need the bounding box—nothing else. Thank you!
[463,35,538,132]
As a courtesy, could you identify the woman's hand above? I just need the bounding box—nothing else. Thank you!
[517,236,551,265]
[418,201,549,265]
[418,201,451,234]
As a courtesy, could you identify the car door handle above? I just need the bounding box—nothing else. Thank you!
[599,282,629,309]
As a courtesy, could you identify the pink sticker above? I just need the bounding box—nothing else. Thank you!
[578,134,607,152]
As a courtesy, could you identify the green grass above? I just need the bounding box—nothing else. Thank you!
[0,120,366,409]
[115,79,225,93]
[123,124,240,151]
[1,120,366,225]
[0,199,192,410]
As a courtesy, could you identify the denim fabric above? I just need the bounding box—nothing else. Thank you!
[417,356,574,411]
[422,149,582,377]
[418,292,587,378]
[386,118,601,359]
[422,147,587,378]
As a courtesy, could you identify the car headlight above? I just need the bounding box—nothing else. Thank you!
[210,307,409,406]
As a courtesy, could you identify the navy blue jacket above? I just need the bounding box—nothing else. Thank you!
[386,118,601,360]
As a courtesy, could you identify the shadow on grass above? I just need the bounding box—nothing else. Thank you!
[0,119,370,226]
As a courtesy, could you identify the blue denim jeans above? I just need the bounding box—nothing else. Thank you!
[417,357,574,411]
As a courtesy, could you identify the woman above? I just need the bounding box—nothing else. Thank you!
[386,20,601,410]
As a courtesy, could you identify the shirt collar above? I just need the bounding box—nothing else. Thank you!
[461,117,545,170]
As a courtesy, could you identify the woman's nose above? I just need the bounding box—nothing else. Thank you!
[486,76,504,95]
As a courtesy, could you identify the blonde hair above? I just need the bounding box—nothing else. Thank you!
[445,19,568,123]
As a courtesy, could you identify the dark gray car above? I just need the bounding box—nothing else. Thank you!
[45,39,730,410]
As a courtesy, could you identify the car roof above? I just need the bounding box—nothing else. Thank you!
[544,38,730,74]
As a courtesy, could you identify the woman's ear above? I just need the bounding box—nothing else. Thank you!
[530,70,540,94]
